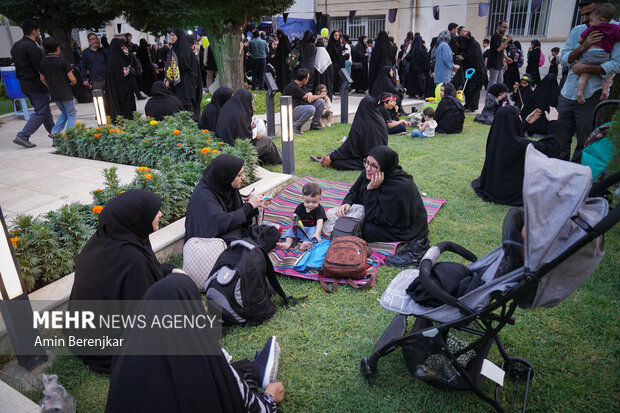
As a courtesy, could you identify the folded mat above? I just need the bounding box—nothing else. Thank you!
[265,176,445,286]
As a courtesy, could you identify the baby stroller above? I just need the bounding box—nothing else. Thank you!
[360,146,619,412]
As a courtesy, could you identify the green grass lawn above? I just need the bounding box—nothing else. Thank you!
[39,117,619,412]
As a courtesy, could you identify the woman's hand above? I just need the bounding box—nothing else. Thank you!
[265,382,284,404]
[248,191,266,209]
[367,171,384,190]
[337,203,351,218]
[320,155,332,168]
[545,107,559,121]
[526,109,542,124]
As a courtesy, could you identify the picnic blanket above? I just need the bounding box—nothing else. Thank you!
[265,176,445,286]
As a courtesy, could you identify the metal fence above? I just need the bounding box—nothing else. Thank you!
[330,16,385,43]
[487,0,553,38]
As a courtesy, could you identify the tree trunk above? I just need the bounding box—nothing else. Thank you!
[206,23,244,90]
[50,28,75,65]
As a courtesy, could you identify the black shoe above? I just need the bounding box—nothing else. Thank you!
[309,124,323,131]
[253,336,281,388]
[13,137,36,148]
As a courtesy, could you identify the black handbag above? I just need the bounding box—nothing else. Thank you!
[331,217,362,239]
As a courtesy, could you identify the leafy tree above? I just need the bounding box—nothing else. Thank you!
[105,0,295,89]
[0,0,119,64]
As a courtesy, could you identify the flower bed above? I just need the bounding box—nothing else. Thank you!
[52,111,259,183]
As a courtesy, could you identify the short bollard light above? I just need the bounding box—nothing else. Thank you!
[0,206,47,370]
[92,89,107,125]
[280,95,295,175]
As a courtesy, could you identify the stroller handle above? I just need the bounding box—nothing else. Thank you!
[417,241,479,314]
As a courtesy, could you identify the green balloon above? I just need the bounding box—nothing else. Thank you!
[320,28,329,38]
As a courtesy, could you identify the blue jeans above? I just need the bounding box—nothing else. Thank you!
[487,68,503,88]
[51,100,77,134]
[17,92,55,139]
[293,99,325,131]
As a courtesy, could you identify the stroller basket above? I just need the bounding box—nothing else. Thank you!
[361,147,620,412]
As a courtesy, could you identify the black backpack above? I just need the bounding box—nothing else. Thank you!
[205,239,291,326]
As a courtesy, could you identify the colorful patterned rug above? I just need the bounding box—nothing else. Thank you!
[265,176,445,286]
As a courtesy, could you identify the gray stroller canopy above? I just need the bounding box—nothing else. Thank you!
[380,146,608,320]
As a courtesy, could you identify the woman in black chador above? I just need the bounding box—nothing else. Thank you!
[185,154,279,246]
[105,38,136,122]
[471,106,561,206]
[168,28,201,120]
[351,36,369,93]
[313,96,388,170]
[198,86,233,131]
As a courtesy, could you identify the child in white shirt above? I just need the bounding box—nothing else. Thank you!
[410,107,437,138]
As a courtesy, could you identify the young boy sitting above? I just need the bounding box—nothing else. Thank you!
[315,84,333,127]
[39,37,77,137]
[576,3,620,103]
[410,107,437,138]
[377,92,410,135]
[277,183,327,251]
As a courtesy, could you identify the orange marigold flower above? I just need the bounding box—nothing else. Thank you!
[173,130,181,135]
[176,142,182,147]
[92,205,104,214]
[137,166,149,172]
[94,133,100,138]
[202,129,209,133]
[109,129,115,133]
[201,147,211,154]
[10,237,19,248]
[144,173,153,181]
[95,127,100,131]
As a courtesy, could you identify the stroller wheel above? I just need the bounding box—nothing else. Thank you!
[360,357,376,386]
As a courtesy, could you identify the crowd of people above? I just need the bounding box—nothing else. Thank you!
[6,0,618,409]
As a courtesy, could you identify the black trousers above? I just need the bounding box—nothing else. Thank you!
[557,90,601,163]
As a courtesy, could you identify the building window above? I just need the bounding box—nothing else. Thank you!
[487,0,553,38]
[330,16,385,43]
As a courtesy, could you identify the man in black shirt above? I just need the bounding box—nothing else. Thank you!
[282,68,325,134]
[10,19,54,148]
[39,37,77,136]
[81,32,108,91]
[487,20,512,88]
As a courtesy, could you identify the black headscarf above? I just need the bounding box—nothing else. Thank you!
[372,65,399,99]
[368,31,391,92]
[343,146,428,242]
[299,30,316,71]
[471,106,560,205]
[171,28,194,71]
[106,38,135,122]
[435,82,465,134]
[198,86,234,130]
[145,81,184,121]
[330,96,388,170]
[215,89,253,144]
[274,31,292,91]
[520,73,560,135]
[105,273,246,413]
[185,154,257,243]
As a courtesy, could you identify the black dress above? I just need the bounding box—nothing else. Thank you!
[351,36,369,93]
[520,74,560,135]
[169,28,201,119]
[198,86,233,130]
[105,38,136,122]
[435,83,465,134]
[145,81,184,121]
[343,146,428,243]
[69,190,167,373]
[368,31,392,93]
[471,106,561,206]
[329,96,388,170]
[526,41,542,87]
